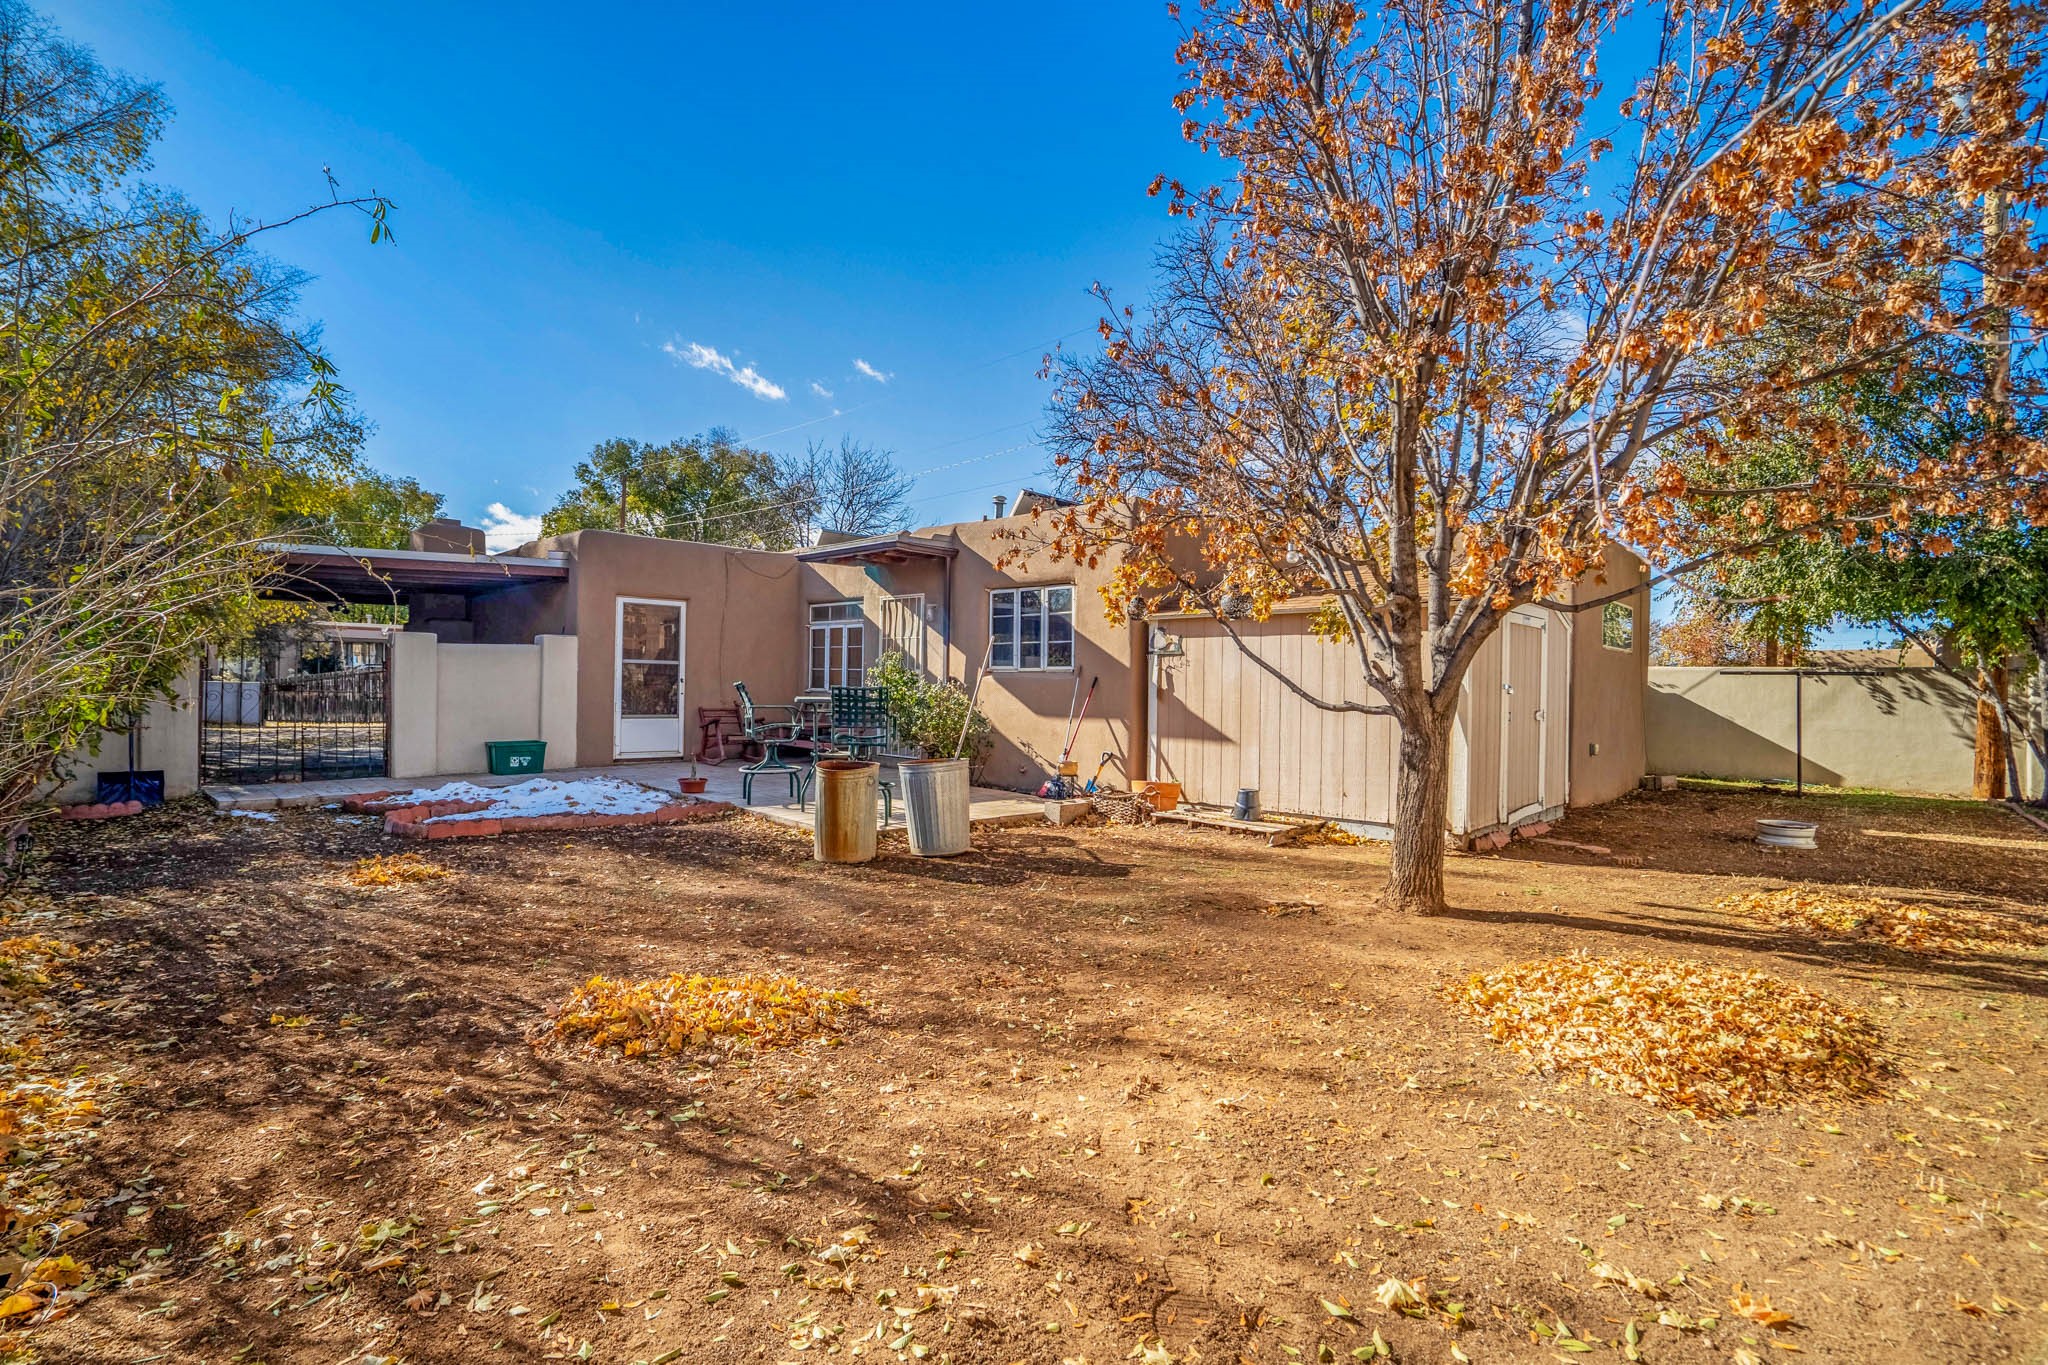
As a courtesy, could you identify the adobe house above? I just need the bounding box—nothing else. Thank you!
[210,496,1648,841]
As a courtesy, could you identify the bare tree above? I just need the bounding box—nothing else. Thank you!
[794,436,915,540]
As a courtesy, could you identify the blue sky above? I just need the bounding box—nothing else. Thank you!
[57,2,1207,547]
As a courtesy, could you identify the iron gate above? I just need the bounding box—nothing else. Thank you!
[200,644,389,785]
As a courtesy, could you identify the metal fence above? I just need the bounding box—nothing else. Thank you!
[200,652,388,785]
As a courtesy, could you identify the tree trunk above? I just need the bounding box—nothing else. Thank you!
[1974,666,2008,801]
[1387,712,1454,914]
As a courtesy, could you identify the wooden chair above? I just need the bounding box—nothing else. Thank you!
[696,704,748,764]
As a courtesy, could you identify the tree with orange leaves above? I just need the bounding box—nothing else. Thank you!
[1041,0,2046,912]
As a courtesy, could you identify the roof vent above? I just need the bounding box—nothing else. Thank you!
[992,494,1008,519]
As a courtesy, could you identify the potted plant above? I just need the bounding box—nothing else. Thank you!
[679,754,708,795]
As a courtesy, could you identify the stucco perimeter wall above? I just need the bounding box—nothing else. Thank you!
[49,660,202,803]
[541,531,805,766]
[1647,665,2044,798]
[388,632,578,779]
[1565,545,1652,807]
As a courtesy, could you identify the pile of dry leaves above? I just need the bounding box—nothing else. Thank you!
[1445,952,1890,1117]
[1715,886,2047,955]
[0,898,111,1339]
[548,973,865,1058]
[345,853,449,888]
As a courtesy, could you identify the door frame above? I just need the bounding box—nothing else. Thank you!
[1498,608,1550,826]
[614,595,688,760]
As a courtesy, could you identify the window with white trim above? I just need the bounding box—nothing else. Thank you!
[990,586,1074,670]
[808,601,865,690]
[1601,600,1636,651]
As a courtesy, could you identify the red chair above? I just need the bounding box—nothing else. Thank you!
[696,705,750,764]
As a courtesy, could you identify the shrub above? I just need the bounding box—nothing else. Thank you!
[868,651,992,768]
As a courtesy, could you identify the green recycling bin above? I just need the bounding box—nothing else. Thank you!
[485,740,547,776]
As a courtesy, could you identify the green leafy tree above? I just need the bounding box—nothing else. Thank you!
[0,1,389,852]
[540,430,807,548]
[1676,349,2048,797]
[268,469,445,550]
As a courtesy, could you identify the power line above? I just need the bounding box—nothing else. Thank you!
[646,438,1043,535]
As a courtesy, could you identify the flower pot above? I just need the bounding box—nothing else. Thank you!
[679,777,709,795]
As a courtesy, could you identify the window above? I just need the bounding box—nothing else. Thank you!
[1601,600,1636,651]
[809,601,865,690]
[990,586,1074,670]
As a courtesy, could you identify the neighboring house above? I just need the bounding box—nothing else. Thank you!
[88,498,1651,838]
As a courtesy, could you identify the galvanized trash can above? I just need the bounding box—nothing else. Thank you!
[813,760,879,863]
[900,757,971,857]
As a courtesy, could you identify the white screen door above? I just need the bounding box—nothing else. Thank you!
[615,597,686,759]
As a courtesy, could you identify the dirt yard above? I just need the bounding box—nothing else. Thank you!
[12,782,2048,1364]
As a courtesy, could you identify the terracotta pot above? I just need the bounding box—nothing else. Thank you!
[679,777,709,794]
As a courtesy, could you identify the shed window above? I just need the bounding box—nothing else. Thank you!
[1601,600,1635,651]
[990,586,1074,671]
[809,601,865,690]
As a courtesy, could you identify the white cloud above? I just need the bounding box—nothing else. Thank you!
[809,380,833,399]
[664,339,787,401]
[852,357,892,384]
[481,502,544,552]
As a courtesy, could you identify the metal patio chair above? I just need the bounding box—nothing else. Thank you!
[733,681,810,804]
[827,685,892,761]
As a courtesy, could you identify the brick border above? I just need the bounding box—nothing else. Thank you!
[59,799,146,821]
[373,799,735,840]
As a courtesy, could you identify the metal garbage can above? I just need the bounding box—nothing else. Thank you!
[900,757,971,857]
[813,759,879,863]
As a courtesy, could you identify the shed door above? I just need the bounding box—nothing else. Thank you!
[615,597,686,759]
[1501,615,1547,820]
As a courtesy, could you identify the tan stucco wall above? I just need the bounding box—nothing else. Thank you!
[840,518,1140,792]
[50,660,202,803]
[388,632,578,780]
[537,531,805,765]
[1564,544,1651,807]
[793,519,1139,790]
[388,630,438,779]
[1647,664,2043,797]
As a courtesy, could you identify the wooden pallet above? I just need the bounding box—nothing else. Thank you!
[1150,807,1316,846]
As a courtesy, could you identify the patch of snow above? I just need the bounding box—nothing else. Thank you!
[227,809,278,822]
[381,777,675,824]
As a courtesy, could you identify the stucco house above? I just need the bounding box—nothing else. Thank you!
[73,500,1651,840]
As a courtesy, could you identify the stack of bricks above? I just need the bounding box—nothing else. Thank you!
[1468,818,1553,852]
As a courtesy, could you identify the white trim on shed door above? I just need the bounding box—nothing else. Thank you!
[614,596,687,759]
[1499,609,1549,825]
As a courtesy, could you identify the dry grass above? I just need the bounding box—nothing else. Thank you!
[345,853,450,888]
[1445,952,1892,1117]
[1715,885,2048,955]
[546,973,865,1059]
